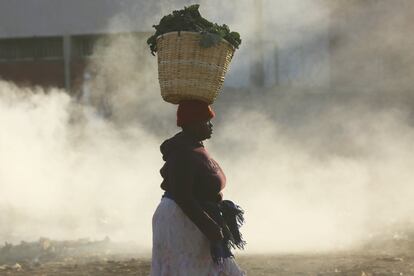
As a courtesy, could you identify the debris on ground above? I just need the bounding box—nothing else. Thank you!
[0,237,142,266]
[0,235,413,275]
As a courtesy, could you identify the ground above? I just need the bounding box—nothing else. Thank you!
[1,238,413,275]
[0,253,413,276]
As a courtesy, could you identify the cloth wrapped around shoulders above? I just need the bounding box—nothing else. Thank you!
[159,131,246,263]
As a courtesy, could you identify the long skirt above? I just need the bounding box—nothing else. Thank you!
[150,197,246,276]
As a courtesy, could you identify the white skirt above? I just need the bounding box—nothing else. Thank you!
[150,197,246,276]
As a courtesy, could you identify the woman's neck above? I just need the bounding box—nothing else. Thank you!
[182,129,203,143]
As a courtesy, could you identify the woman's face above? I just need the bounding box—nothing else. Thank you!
[201,120,213,140]
[186,120,213,141]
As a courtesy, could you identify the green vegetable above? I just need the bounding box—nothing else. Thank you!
[147,4,242,55]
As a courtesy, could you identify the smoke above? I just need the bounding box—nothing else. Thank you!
[1,0,414,255]
[324,0,414,94]
[0,81,163,250]
[208,102,414,253]
[0,9,177,251]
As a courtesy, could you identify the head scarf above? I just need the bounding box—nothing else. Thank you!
[177,100,215,127]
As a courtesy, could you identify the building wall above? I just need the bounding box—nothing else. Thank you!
[0,36,65,88]
[0,60,64,88]
[0,32,154,94]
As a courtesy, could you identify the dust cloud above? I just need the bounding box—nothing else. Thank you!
[1,0,414,255]
[0,80,162,251]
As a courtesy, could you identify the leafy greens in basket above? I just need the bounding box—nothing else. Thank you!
[147,4,242,56]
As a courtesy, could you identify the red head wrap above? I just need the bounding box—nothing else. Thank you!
[177,100,215,127]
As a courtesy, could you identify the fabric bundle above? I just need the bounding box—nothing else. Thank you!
[202,200,246,264]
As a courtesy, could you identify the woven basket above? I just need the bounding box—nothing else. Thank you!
[156,31,235,104]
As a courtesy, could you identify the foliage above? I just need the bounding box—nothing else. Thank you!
[147,4,241,55]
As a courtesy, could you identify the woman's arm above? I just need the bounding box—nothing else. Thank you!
[169,152,223,242]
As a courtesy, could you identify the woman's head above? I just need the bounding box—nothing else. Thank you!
[176,100,215,141]
[182,120,213,141]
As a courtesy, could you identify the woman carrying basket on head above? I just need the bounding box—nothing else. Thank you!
[150,100,246,276]
[148,6,246,275]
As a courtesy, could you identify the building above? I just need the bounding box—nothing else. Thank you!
[0,0,159,93]
[0,0,294,93]
[3,0,407,95]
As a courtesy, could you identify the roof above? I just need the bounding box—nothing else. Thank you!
[0,0,188,38]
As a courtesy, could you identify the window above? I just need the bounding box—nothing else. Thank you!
[0,37,63,61]
[71,35,97,58]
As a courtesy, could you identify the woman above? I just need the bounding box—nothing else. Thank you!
[151,100,246,276]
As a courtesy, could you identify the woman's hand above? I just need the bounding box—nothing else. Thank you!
[206,223,224,242]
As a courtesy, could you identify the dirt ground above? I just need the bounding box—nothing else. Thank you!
[0,253,413,276]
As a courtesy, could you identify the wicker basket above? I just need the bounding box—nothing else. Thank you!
[156,31,235,104]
